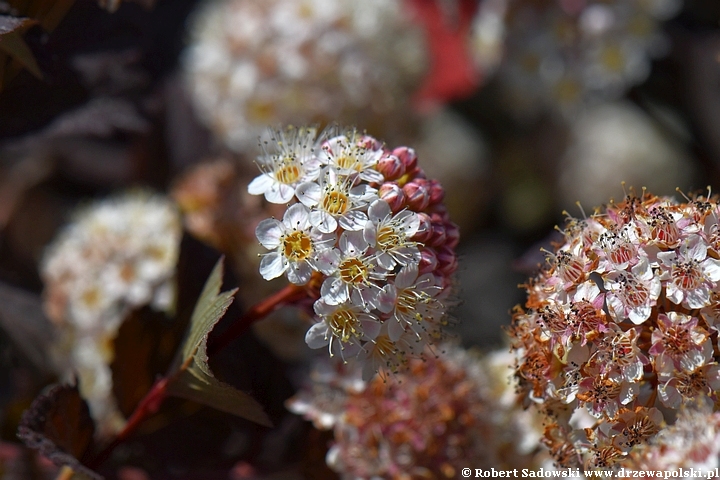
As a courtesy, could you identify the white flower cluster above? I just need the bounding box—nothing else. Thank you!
[488,0,682,116]
[251,126,451,379]
[184,0,427,152]
[41,192,181,436]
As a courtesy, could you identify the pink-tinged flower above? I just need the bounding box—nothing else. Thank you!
[657,234,720,309]
[576,364,637,419]
[363,199,420,269]
[649,312,711,374]
[255,203,335,284]
[306,300,382,358]
[318,130,385,183]
[546,246,594,290]
[594,227,641,272]
[644,205,682,248]
[247,126,321,204]
[373,263,443,342]
[317,231,387,307]
[606,407,663,453]
[604,258,661,324]
[296,167,377,233]
[658,363,720,408]
[591,327,648,383]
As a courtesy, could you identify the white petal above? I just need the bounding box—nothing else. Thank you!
[363,222,377,246]
[321,277,348,305]
[388,317,405,342]
[315,249,341,275]
[305,322,329,349]
[287,261,313,285]
[255,218,284,249]
[310,210,337,233]
[376,252,396,271]
[361,319,382,340]
[284,203,310,230]
[628,305,651,325]
[395,264,419,290]
[368,199,391,222]
[247,174,274,195]
[657,382,681,408]
[340,230,368,256]
[339,211,369,231]
[265,182,295,204]
[703,258,720,281]
[296,181,322,207]
[374,285,397,314]
[397,210,420,236]
[359,169,384,183]
[259,252,287,280]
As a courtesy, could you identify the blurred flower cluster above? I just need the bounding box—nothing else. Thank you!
[486,0,681,116]
[250,125,459,379]
[510,189,720,469]
[41,192,181,436]
[288,344,551,479]
[184,0,427,152]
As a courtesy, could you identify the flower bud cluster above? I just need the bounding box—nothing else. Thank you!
[184,0,427,152]
[41,192,181,436]
[250,125,458,378]
[288,345,552,478]
[510,190,720,470]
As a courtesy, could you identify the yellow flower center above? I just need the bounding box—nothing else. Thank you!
[328,308,362,343]
[275,159,301,184]
[322,190,349,215]
[339,257,368,285]
[376,225,401,250]
[282,231,313,262]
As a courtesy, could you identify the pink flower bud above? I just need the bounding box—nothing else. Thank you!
[358,135,383,150]
[429,222,447,247]
[392,146,417,171]
[411,213,433,243]
[403,180,431,211]
[444,222,460,249]
[378,182,406,212]
[437,246,458,276]
[376,154,405,181]
[428,179,445,205]
[418,248,438,274]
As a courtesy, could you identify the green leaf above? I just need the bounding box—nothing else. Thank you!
[0,16,42,79]
[166,258,272,427]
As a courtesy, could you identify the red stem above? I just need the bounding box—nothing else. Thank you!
[207,282,308,356]
[89,378,168,469]
[87,283,310,470]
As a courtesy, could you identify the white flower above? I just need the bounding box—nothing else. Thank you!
[255,203,335,284]
[248,126,322,204]
[604,258,661,324]
[317,230,387,307]
[305,300,382,359]
[319,130,384,183]
[363,199,420,269]
[296,167,377,233]
[374,263,443,341]
[657,234,720,309]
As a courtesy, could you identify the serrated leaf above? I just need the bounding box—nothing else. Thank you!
[166,258,272,427]
[17,384,103,480]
